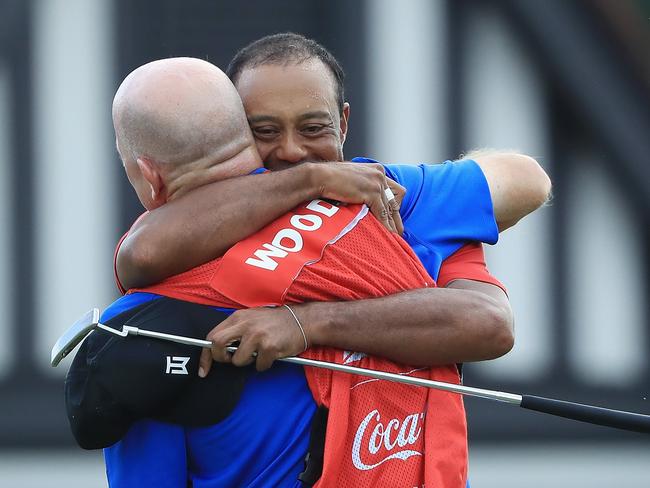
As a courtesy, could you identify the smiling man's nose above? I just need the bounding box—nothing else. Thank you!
[276,134,308,163]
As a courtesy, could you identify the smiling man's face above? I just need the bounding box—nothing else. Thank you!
[234,59,350,171]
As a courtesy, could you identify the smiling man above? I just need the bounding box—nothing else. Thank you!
[234,58,348,171]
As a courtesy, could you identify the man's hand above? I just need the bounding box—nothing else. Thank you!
[311,162,404,234]
[198,306,309,375]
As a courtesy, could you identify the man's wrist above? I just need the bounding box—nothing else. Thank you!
[300,162,329,201]
[291,301,335,348]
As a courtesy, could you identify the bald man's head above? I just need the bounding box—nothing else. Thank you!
[112,58,260,207]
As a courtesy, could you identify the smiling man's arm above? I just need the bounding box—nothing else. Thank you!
[117,152,550,291]
[200,282,512,372]
[117,162,400,289]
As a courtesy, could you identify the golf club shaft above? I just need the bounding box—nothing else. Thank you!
[274,354,521,404]
[225,347,650,434]
[100,327,517,401]
[130,327,213,348]
[107,324,650,434]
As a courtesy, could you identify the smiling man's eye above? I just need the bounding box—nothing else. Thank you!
[252,127,279,138]
[302,124,333,135]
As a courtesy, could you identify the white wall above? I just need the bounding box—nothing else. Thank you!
[462,6,554,381]
[566,151,646,386]
[0,65,14,380]
[33,0,117,375]
[365,0,449,163]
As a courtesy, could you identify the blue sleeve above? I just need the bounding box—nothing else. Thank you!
[352,157,498,279]
[384,160,497,244]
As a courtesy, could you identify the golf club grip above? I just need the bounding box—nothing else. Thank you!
[520,395,650,434]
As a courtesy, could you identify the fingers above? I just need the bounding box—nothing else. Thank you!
[198,306,312,375]
[229,336,257,368]
[254,350,277,372]
[386,178,405,208]
[386,179,404,235]
[368,194,393,233]
[359,163,396,232]
[365,162,386,176]
[319,162,389,206]
[389,197,404,235]
[198,309,279,374]
[207,324,241,363]
[379,183,399,233]
[354,164,400,233]
[198,347,213,378]
[197,317,241,378]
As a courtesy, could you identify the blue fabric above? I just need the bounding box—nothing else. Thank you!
[104,158,496,487]
[352,157,498,281]
[101,293,162,321]
[101,293,234,322]
[186,362,314,488]
[105,419,187,488]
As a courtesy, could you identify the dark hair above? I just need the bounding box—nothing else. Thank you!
[227,33,346,113]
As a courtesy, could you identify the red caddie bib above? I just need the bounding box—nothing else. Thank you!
[211,199,468,487]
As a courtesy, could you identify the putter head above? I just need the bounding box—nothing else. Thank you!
[51,308,101,367]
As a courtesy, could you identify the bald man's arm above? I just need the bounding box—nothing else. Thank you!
[469,152,551,231]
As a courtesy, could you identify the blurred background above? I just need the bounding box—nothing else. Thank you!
[1,0,649,486]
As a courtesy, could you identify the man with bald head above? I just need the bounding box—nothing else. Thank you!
[112,57,262,210]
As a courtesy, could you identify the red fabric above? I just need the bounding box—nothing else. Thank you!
[301,347,467,488]
[135,258,240,308]
[213,201,397,307]
[437,242,506,292]
[212,201,432,308]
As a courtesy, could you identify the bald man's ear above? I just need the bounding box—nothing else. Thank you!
[339,102,350,146]
[136,157,167,207]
